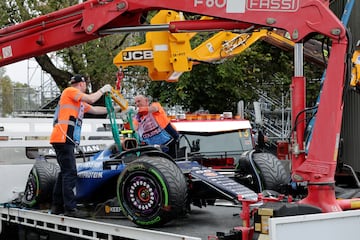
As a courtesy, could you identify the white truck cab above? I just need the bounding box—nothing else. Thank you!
[171,114,254,169]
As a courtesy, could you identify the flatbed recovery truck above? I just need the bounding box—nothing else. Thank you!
[0,118,359,240]
[1,165,360,240]
[1,0,360,239]
[1,161,359,240]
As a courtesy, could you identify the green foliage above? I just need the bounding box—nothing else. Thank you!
[0,70,41,116]
[58,36,123,90]
[0,76,14,116]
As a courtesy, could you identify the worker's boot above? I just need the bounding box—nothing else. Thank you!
[50,205,64,215]
[64,208,91,218]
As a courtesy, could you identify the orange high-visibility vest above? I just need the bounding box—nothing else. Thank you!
[50,87,91,144]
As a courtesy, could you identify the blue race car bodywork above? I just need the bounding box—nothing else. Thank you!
[22,141,258,227]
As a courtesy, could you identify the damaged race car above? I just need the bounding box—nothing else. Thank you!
[21,138,261,227]
[20,98,288,227]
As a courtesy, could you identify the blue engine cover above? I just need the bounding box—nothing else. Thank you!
[74,145,126,200]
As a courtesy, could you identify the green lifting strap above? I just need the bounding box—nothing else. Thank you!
[127,108,140,143]
[105,93,122,151]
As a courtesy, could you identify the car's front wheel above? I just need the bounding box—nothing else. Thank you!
[117,156,188,227]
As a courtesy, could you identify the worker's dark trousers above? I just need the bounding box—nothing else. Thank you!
[52,143,77,211]
[164,124,179,159]
[166,139,179,159]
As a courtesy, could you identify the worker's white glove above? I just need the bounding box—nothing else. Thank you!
[126,106,137,115]
[100,84,112,94]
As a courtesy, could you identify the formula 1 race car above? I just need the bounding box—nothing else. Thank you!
[21,130,294,228]
[21,138,262,227]
[20,98,289,227]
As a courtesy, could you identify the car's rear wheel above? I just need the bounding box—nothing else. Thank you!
[22,160,59,207]
[252,152,290,192]
[117,156,188,227]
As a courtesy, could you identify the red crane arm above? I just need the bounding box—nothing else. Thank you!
[0,0,345,67]
[0,0,143,66]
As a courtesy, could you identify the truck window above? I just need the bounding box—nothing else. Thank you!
[179,128,253,164]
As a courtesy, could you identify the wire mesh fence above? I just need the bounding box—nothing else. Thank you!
[1,86,60,116]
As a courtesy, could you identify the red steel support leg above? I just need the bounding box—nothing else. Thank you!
[295,43,347,212]
[302,185,338,211]
[290,76,306,173]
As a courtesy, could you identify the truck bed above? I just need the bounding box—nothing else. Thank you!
[0,204,243,240]
[102,203,243,239]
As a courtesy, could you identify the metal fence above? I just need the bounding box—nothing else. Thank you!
[1,86,60,116]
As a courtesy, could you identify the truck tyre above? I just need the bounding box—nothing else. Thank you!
[22,160,60,207]
[117,156,188,227]
[253,152,290,192]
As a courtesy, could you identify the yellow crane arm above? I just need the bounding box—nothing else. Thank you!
[113,10,328,82]
[113,10,197,81]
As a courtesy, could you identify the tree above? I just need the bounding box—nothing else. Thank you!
[0,1,133,93]
[0,76,14,116]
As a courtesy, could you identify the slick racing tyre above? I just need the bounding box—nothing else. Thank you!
[117,156,188,227]
[253,152,290,192]
[22,160,60,207]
